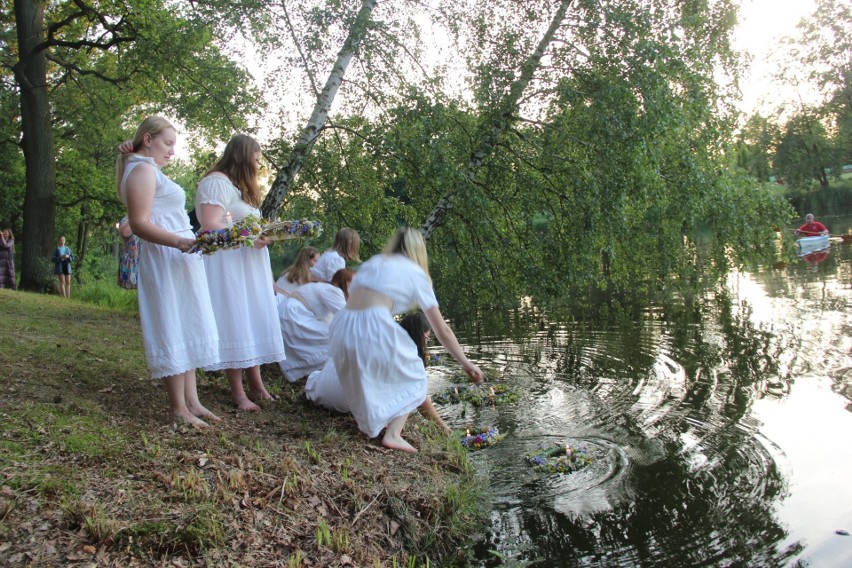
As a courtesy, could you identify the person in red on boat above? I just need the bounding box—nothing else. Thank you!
[797,213,829,236]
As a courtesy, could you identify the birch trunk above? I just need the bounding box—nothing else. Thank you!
[420,0,573,240]
[261,0,378,219]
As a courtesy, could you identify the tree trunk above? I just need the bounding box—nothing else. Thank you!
[260,0,378,219]
[14,0,57,292]
[420,0,574,240]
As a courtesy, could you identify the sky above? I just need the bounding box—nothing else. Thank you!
[732,0,819,115]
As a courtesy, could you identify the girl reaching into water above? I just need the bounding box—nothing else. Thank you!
[117,116,221,427]
[328,227,482,452]
[306,311,451,433]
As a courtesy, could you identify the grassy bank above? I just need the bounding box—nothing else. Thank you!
[0,289,485,566]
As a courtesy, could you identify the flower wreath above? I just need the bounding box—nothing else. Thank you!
[460,427,505,451]
[525,444,593,474]
[432,384,518,406]
[190,215,322,255]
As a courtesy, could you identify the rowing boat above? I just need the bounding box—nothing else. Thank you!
[796,234,830,256]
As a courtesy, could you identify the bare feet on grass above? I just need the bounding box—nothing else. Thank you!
[247,387,274,403]
[233,395,261,412]
[173,410,211,428]
[382,432,417,453]
[188,403,222,423]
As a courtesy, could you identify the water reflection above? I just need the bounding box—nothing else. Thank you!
[435,241,852,566]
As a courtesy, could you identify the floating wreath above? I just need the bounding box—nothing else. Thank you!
[525,444,593,474]
[190,216,322,255]
[432,384,518,406]
[460,427,505,451]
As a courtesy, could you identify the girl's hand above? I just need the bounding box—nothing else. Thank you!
[253,237,271,249]
[175,237,196,253]
[118,140,134,154]
[464,362,484,385]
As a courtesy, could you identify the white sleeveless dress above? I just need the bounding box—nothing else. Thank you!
[120,155,220,378]
[329,254,438,438]
[277,282,346,381]
[195,175,286,371]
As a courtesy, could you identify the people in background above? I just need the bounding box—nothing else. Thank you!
[195,133,286,412]
[311,228,360,282]
[51,236,73,298]
[0,228,16,290]
[278,268,354,382]
[275,246,319,296]
[328,227,482,453]
[117,115,221,427]
[797,213,829,237]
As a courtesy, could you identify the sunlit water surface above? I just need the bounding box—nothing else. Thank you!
[434,225,852,567]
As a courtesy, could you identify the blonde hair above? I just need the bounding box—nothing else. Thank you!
[281,246,319,285]
[332,228,361,261]
[207,134,262,208]
[116,116,175,199]
[384,227,430,277]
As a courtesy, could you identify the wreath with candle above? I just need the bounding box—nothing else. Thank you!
[525,444,593,474]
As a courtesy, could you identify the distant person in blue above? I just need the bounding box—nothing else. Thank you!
[51,235,73,298]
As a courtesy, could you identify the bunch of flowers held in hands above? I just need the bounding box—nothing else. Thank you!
[191,215,322,255]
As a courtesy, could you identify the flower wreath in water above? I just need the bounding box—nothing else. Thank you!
[432,384,518,406]
[191,215,322,255]
[459,427,505,451]
[525,444,593,474]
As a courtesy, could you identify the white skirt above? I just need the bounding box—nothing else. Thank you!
[137,236,220,378]
[305,360,350,413]
[330,307,426,438]
[202,246,285,370]
[277,296,330,382]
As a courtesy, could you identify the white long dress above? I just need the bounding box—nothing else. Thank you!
[196,174,286,371]
[310,250,344,282]
[277,282,346,381]
[120,155,220,379]
[329,254,438,438]
[305,359,349,412]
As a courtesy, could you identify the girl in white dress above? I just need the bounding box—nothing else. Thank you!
[329,227,483,452]
[278,268,354,381]
[311,228,361,282]
[117,116,221,427]
[275,246,319,296]
[196,134,286,412]
[307,312,450,432]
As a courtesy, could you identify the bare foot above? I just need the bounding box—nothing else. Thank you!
[382,433,417,453]
[188,403,222,423]
[233,396,261,412]
[247,388,274,403]
[174,411,210,428]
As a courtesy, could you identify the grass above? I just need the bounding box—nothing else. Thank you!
[0,288,486,566]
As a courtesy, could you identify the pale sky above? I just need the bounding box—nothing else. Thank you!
[733,0,819,114]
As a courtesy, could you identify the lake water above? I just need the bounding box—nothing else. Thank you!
[433,212,852,567]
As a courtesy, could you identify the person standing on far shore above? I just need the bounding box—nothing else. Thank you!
[51,236,73,298]
[0,228,16,290]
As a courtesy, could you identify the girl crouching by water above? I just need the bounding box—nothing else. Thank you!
[329,227,483,452]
